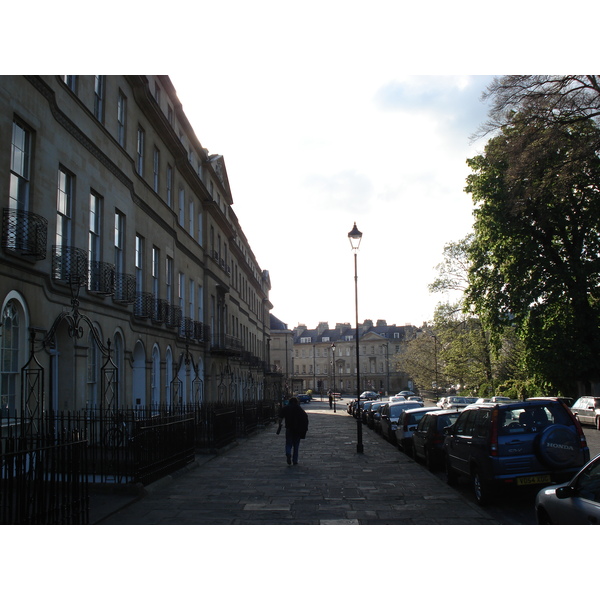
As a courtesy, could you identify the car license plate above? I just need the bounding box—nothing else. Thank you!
[516,474,551,486]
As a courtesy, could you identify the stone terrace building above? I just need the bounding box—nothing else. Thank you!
[0,75,275,415]
[292,320,419,397]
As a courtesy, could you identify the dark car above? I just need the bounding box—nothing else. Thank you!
[366,401,387,429]
[379,400,424,443]
[412,409,462,471]
[361,400,378,424]
[443,400,590,506]
[395,406,442,455]
[296,394,311,404]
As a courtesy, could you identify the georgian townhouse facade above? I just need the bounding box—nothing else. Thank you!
[292,320,419,396]
[0,75,273,416]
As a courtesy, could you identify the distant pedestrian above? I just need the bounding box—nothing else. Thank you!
[277,396,309,465]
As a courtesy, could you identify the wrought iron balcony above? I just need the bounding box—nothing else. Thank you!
[113,272,135,304]
[165,304,182,329]
[179,316,195,338]
[88,260,115,295]
[193,321,210,343]
[52,245,88,285]
[211,334,243,355]
[2,208,48,261]
[152,298,168,324]
[134,291,154,319]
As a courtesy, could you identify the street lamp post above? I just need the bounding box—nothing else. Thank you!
[348,222,364,454]
[430,333,439,403]
[331,343,336,413]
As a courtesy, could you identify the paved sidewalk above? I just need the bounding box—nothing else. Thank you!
[95,400,499,525]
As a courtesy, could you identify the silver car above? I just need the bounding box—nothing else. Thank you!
[536,453,600,524]
[571,397,600,429]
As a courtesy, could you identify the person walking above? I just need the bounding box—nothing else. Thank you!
[277,396,309,465]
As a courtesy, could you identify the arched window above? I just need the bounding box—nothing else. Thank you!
[86,328,100,410]
[113,331,124,408]
[1,299,23,416]
[151,345,161,408]
[165,347,173,408]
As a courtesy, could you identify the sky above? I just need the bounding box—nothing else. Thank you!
[170,70,494,330]
[162,3,503,331]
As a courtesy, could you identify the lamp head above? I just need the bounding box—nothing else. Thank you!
[348,222,363,250]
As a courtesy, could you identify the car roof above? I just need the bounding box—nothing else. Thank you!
[464,399,556,411]
[388,400,422,406]
[434,408,465,415]
[403,406,441,414]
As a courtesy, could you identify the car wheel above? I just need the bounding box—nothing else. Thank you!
[472,468,492,506]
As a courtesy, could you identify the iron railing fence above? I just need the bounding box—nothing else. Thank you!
[0,399,278,523]
[0,421,89,525]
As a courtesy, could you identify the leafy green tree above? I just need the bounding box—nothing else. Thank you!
[465,114,600,394]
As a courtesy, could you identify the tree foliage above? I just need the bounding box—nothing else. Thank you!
[476,75,600,137]
[465,113,600,392]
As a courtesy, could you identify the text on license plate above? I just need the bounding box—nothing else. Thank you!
[516,474,552,486]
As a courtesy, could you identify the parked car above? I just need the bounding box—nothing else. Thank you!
[391,390,415,400]
[379,400,424,443]
[352,399,371,419]
[361,400,378,424]
[441,396,478,409]
[476,396,519,404]
[366,401,387,430]
[443,400,590,506]
[297,394,311,403]
[360,391,379,400]
[395,406,441,454]
[570,397,600,429]
[406,396,423,403]
[535,453,600,524]
[413,409,462,471]
[526,396,575,408]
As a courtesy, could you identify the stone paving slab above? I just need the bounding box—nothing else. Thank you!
[96,401,499,525]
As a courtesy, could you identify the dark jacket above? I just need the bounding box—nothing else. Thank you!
[280,403,309,439]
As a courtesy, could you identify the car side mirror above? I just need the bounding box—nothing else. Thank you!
[555,486,575,500]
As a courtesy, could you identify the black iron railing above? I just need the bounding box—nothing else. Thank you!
[113,272,135,304]
[88,260,115,295]
[2,208,48,261]
[52,245,88,284]
[0,400,278,523]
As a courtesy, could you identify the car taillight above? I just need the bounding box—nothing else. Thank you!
[490,408,499,456]
[565,407,588,448]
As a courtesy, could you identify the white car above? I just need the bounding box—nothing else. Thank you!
[536,453,600,524]
[441,396,478,409]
